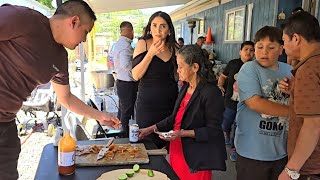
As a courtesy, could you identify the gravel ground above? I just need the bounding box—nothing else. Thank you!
[17,119,57,180]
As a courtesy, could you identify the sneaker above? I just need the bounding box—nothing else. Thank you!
[229,148,237,162]
[224,132,230,145]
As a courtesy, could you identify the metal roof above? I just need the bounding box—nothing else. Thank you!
[86,0,191,14]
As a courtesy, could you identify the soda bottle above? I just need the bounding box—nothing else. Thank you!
[58,130,76,175]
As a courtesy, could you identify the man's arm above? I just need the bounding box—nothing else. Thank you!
[245,95,289,117]
[286,116,320,171]
[51,81,120,127]
[218,73,227,87]
[217,73,227,96]
[278,117,320,180]
[119,48,134,78]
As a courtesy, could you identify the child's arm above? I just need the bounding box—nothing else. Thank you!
[245,95,289,117]
[237,62,289,117]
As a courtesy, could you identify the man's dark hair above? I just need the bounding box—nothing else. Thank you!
[254,26,282,44]
[240,41,254,50]
[178,37,184,43]
[198,36,205,41]
[292,7,304,14]
[283,11,320,42]
[120,21,133,30]
[54,0,96,22]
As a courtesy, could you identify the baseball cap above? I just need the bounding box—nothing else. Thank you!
[198,33,207,38]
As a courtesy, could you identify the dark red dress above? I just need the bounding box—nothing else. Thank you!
[169,93,212,180]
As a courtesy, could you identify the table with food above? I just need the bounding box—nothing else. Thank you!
[35,138,179,180]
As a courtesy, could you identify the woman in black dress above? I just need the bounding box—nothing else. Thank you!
[132,11,179,148]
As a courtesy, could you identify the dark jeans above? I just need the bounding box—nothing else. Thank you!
[0,120,21,180]
[116,80,138,137]
[236,154,287,180]
[222,107,237,147]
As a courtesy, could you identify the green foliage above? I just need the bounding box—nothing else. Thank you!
[35,0,54,9]
[96,56,106,65]
[96,10,148,42]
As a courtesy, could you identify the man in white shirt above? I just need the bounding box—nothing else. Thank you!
[113,21,138,137]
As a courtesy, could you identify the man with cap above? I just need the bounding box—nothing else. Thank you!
[196,34,206,47]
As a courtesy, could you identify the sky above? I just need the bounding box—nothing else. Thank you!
[139,5,182,15]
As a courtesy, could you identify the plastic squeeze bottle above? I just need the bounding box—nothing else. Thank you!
[58,130,76,175]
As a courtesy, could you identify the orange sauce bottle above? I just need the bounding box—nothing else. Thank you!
[58,130,76,175]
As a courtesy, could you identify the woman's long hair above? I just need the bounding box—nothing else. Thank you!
[177,45,216,84]
[142,11,179,54]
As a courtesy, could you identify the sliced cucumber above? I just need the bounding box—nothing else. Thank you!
[133,164,140,172]
[147,170,154,177]
[126,170,135,177]
[118,174,128,180]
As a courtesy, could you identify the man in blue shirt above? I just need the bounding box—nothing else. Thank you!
[113,21,138,137]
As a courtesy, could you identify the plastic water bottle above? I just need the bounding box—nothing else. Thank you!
[53,127,63,146]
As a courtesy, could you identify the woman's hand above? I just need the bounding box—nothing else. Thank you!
[139,126,154,139]
[159,130,182,141]
[148,40,165,57]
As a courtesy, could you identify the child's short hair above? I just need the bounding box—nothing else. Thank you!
[240,41,254,50]
[254,26,282,44]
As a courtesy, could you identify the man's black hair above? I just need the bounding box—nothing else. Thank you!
[120,21,133,30]
[54,0,96,22]
[283,11,320,42]
[240,41,254,50]
[198,36,205,40]
[292,7,304,14]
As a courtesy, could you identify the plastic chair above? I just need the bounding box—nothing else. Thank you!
[17,82,61,131]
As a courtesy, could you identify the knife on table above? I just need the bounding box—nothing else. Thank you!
[96,137,114,160]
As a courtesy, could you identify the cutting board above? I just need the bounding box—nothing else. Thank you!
[75,143,149,166]
[96,169,169,180]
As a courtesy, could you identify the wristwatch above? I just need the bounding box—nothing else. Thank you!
[284,166,300,180]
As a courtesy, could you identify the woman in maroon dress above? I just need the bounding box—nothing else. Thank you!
[139,45,227,180]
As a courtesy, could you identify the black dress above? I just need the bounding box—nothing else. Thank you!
[132,51,178,148]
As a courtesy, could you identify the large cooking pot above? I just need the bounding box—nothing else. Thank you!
[90,70,115,89]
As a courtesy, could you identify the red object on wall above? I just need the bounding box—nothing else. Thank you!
[205,26,214,44]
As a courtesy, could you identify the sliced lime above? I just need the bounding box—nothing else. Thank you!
[126,170,135,177]
[118,174,128,180]
[147,169,154,177]
[133,164,140,172]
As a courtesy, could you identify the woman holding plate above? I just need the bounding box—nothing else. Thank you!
[139,45,227,180]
